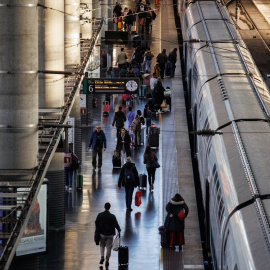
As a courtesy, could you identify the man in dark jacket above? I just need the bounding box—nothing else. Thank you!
[95,202,121,268]
[118,157,139,211]
[116,128,131,166]
[87,125,107,172]
[113,2,122,18]
[112,106,126,138]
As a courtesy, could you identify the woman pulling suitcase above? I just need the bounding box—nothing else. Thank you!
[143,146,158,191]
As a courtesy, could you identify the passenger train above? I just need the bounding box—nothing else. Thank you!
[181,1,270,269]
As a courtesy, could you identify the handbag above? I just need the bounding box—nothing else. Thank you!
[135,187,142,207]
[160,100,167,108]
[112,232,120,251]
[151,158,160,168]
[177,208,186,221]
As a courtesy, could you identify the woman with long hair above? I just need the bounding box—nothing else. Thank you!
[164,193,189,250]
[143,146,158,190]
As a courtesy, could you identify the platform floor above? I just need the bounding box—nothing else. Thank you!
[40,0,204,269]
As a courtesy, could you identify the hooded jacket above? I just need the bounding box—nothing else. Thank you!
[164,200,189,232]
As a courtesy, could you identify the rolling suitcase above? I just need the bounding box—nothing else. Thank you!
[103,101,109,116]
[76,174,83,190]
[139,174,147,189]
[159,226,169,248]
[112,150,121,168]
[118,246,129,266]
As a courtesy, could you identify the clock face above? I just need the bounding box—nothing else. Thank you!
[126,80,138,92]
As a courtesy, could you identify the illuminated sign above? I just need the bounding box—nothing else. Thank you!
[83,78,140,94]
[16,184,47,256]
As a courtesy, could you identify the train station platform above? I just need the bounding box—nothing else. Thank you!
[40,0,204,269]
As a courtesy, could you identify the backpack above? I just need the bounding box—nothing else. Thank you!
[124,165,134,185]
[146,51,152,60]
[130,117,140,132]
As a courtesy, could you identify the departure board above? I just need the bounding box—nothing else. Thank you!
[83,78,140,94]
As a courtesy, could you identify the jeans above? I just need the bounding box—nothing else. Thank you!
[127,24,132,32]
[125,186,134,209]
[92,146,103,169]
[134,129,141,147]
[147,167,156,185]
[100,234,114,261]
[65,167,73,187]
[146,118,151,135]
[145,60,152,73]
[116,127,122,139]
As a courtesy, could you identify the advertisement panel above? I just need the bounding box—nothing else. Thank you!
[16,184,47,256]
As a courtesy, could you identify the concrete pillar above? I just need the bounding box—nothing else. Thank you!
[80,0,92,39]
[65,0,81,67]
[39,0,65,109]
[93,0,101,19]
[0,1,38,171]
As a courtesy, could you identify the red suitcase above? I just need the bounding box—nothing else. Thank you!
[103,101,109,116]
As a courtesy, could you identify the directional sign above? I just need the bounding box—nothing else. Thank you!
[83,78,140,94]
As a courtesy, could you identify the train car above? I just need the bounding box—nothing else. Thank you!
[181,1,270,269]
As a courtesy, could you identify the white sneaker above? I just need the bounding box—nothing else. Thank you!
[69,187,72,191]
[65,186,68,190]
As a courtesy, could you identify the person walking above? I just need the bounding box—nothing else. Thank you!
[113,2,122,19]
[168,48,177,77]
[143,146,158,190]
[143,104,153,135]
[150,72,157,97]
[87,125,107,172]
[118,157,140,211]
[164,193,189,250]
[125,9,134,33]
[156,49,167,79]
[64,145,80,191]
[130,114,141,149]
[144,47,154,73]
[95,202,121,269]
[112,106,126,138]
[116,48,128,69]
[127,106,135,143]
[116,128,131,167]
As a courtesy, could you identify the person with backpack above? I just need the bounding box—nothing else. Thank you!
[87,125,107,172]
[112,106,127,138]
[156,49,167,79]
[118,157,140,211]
[168,48,178,77]
[130,114,141,149]
[143,104,153,135]
[143,146,158,190]
[164,193,189,251]
[144,47,154,73]
[116,128,131,167]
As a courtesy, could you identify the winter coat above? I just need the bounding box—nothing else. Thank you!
[143,151,158,169]
[118,162,140,187]
[125,11,134,25]
[164,200,189,232]
[116,131,131,157]
[132,50,143,64]
[112,110,126,128]
[168,52,177,64]
[95,210,121,236]
[113,5,122,17]
[88,130,107,149]
[117,52,128,65]
[156,53,167,65]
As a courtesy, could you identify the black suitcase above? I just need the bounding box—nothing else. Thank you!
[148,133,159,148]
[139,174,147,189]
[112,150,121,168]
[160,227,170,248]
[118,246,129,266]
